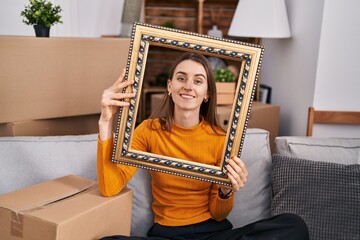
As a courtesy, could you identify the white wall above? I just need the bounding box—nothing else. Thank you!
[261,0,325,136]
[262,0,360,137]
[312,0,360,137]
[0,0,124,37]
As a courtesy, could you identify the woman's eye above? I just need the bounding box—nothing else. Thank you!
[194,79,203,85]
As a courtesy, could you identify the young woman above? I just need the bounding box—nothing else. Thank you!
[97,53,309,240]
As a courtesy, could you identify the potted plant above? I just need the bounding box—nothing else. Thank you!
[20,0,63,37]
[214,67,237,105]
[162,21,175,29]
[214,67,236,83]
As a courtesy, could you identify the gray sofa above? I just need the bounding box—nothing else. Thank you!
[0,129,359,239]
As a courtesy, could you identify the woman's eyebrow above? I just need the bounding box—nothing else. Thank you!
[195,73,206,79]
[175,71,187,76]
[175,71,206,79]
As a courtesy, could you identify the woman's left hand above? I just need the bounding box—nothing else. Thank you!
[220,156,248,195]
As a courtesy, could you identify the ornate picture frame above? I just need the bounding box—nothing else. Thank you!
[112,22,264,186]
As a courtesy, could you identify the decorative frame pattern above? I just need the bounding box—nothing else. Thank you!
[112,22,264,186]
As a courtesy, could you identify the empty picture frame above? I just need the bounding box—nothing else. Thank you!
[112,22,264,186]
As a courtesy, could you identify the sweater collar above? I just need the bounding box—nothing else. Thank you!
[172,117,206,133]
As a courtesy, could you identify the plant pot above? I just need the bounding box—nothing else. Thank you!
[34,25,50,37]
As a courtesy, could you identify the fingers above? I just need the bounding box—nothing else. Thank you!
[225,157,248,192]
[110,68,134,93]
[102,68,136,106]
[220,185,233,195]
[101,91,136,108]
[232,157,248,178]
[99,68,136,122]
[104,92,136,101]
[110,68,126,90]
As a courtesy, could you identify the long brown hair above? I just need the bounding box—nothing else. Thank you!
[149,52,222,133]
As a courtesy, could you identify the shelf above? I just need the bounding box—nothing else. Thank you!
[144,0,237,36]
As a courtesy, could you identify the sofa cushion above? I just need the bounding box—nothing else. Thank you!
[275,136,360,164]
[127,128,272,236]
[271,154,360,240]
[0,128,272,237]
[127,168,154,237]
[228,128,272,228]
[0,134,98,194]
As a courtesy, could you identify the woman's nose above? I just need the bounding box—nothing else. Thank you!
[183,79,193,90]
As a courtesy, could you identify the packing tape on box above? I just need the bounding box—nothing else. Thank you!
[11,212,24,238]
[8,183,97,238]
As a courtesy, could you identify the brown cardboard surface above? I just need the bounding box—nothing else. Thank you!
[0,175,95,210]
[0,36,130,123]
[215,82,236,93]
[0,114,100,137]
[217,93,235,105]
[216,105,232,130]
[217,102,280,152]
[0,175,133,240]
[248,102,280,152]
[216,82,236,105]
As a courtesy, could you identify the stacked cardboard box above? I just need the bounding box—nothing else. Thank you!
[0,36,130,136]
[0,114,100,137]
[0,175,133,239]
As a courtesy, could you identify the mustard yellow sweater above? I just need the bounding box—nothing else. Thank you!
[97,118,234,227]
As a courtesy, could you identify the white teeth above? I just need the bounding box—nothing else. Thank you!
[180,94,195,99]
[180,94,194,99]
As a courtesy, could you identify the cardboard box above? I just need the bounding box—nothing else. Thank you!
[217,102,280,152]
[248,102,280,152]
[216,82,236,105]
[0,114,100,137]
[216,105,232,130]
[0,175,133,240]
[0,36,130,123]
[217,93,235,105]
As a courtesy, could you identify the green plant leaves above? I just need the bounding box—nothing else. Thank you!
[214,68,236,82]
[20,0,62,27]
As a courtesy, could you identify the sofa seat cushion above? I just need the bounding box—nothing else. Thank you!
[271,154,360,240]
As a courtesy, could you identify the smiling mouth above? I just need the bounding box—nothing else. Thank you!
[179,94,195,99]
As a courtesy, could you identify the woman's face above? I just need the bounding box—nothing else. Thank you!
[168,59,209,115]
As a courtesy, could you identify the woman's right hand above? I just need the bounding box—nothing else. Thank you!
[99,68,135,141]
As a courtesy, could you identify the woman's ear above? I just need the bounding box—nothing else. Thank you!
[167,79,172,94]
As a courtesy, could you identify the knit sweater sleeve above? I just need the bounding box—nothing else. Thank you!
[208,183,234,221]
[97,136,138,197]
[97,121,150,197]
